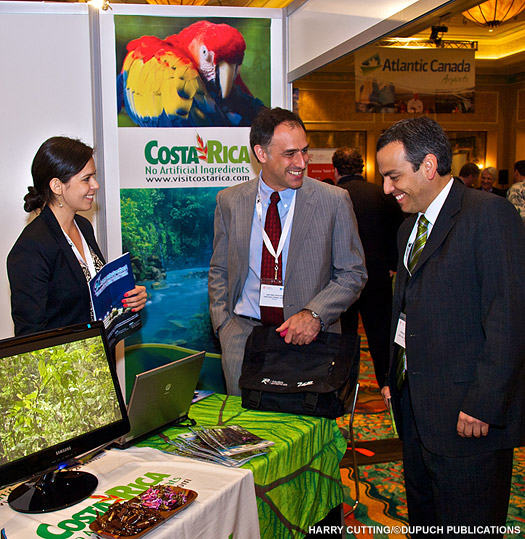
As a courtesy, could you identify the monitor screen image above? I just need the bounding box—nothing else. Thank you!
[0,321,130,513]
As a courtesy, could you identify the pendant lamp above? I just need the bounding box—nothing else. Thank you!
[463,0,525,29]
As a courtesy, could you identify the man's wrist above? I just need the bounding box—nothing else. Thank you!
[302,309,324,331]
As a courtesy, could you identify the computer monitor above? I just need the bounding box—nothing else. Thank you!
[0,321,130,513]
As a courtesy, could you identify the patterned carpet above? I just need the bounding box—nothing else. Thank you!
[337,326,525,538]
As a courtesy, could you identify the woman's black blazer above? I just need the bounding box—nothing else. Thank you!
[7,205,106,336]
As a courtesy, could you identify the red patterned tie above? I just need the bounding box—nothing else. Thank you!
[260,191,284,326]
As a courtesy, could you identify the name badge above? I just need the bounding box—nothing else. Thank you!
[394,313,406,348]
[260,283,284,308]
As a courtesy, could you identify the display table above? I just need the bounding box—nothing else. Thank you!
[139,394,347,538]
[0,446,260,539]
[0,395,346,539]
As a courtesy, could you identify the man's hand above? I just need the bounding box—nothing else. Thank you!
[457,411,489,438]
[276,310,321,345]
[381,385,391,408]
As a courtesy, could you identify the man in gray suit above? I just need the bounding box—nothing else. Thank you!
[209,107,367,395]
[377,117,525,536]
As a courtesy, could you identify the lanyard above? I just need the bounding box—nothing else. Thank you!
[62,222,97,278]
[256,187,296,279]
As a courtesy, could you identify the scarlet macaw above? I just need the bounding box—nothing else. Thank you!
[117,21,265,127]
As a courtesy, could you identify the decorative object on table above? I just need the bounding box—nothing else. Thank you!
[159,425,274,467]
[239,325,360,418]
[89,484,197,538]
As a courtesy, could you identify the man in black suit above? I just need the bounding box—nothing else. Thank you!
[457,162,479,188]
[332,147,404,386]
[377,117,525,537]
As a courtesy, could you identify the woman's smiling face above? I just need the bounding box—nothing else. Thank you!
[57,158,99,213]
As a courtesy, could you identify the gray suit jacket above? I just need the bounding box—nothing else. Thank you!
[208,176,367,334]
[388,179,525,456]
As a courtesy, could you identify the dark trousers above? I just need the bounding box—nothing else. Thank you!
[400,383,514,539]
[340,273,392,387]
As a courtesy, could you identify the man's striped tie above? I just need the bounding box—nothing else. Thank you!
[408,215,430,275]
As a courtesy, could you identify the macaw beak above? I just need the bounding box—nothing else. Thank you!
[217,61,237,99]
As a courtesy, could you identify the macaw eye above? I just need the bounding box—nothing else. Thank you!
[200,46,209,60]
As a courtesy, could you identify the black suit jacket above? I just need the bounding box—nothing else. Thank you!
[388,179,525,457]
[337,174,404,277]
[477,186,507,197]
[7,205,105,336]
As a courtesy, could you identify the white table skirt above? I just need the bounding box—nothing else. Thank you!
[0,446,260,539]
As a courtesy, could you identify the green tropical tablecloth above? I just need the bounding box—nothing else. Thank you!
[138,394,347,538]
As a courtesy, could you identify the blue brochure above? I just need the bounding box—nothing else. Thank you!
[89,253,142,349]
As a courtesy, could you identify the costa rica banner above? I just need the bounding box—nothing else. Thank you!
[100,10,279,394]
[119,128,254,188]
[355,46,475,113]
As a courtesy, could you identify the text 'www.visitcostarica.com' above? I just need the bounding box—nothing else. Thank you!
[308,525,522,535]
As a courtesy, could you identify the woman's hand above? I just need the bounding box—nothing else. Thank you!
[122,285,147,312]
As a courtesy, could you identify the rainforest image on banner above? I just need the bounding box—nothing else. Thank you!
[120,187,222,354]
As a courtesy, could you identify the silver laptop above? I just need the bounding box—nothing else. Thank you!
[114,351,205,448]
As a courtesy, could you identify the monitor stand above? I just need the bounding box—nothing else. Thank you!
[8,469,98,513]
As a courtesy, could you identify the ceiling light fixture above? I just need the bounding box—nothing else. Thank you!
[463,0,525,29]
[88,0,112,11]
[429,25,448,46]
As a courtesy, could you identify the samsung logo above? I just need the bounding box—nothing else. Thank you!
[56,446,71,455]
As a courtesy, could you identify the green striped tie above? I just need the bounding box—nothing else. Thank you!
[408,215,430,275]
[396,215,430,389]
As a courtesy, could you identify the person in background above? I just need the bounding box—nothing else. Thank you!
[407,93,423,113]
[479,166,506,197]
[208,107,367,395]
[457,162,479,188]
[377,117,524,537]
[7,136,147,336]
[332,147,404,386]
[507,160,525,224]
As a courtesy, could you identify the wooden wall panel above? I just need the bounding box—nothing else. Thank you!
[518,88,525,122]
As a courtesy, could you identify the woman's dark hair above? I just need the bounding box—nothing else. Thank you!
[24,136,94,213]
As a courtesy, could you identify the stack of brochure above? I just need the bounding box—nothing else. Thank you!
[160,425,274,467]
